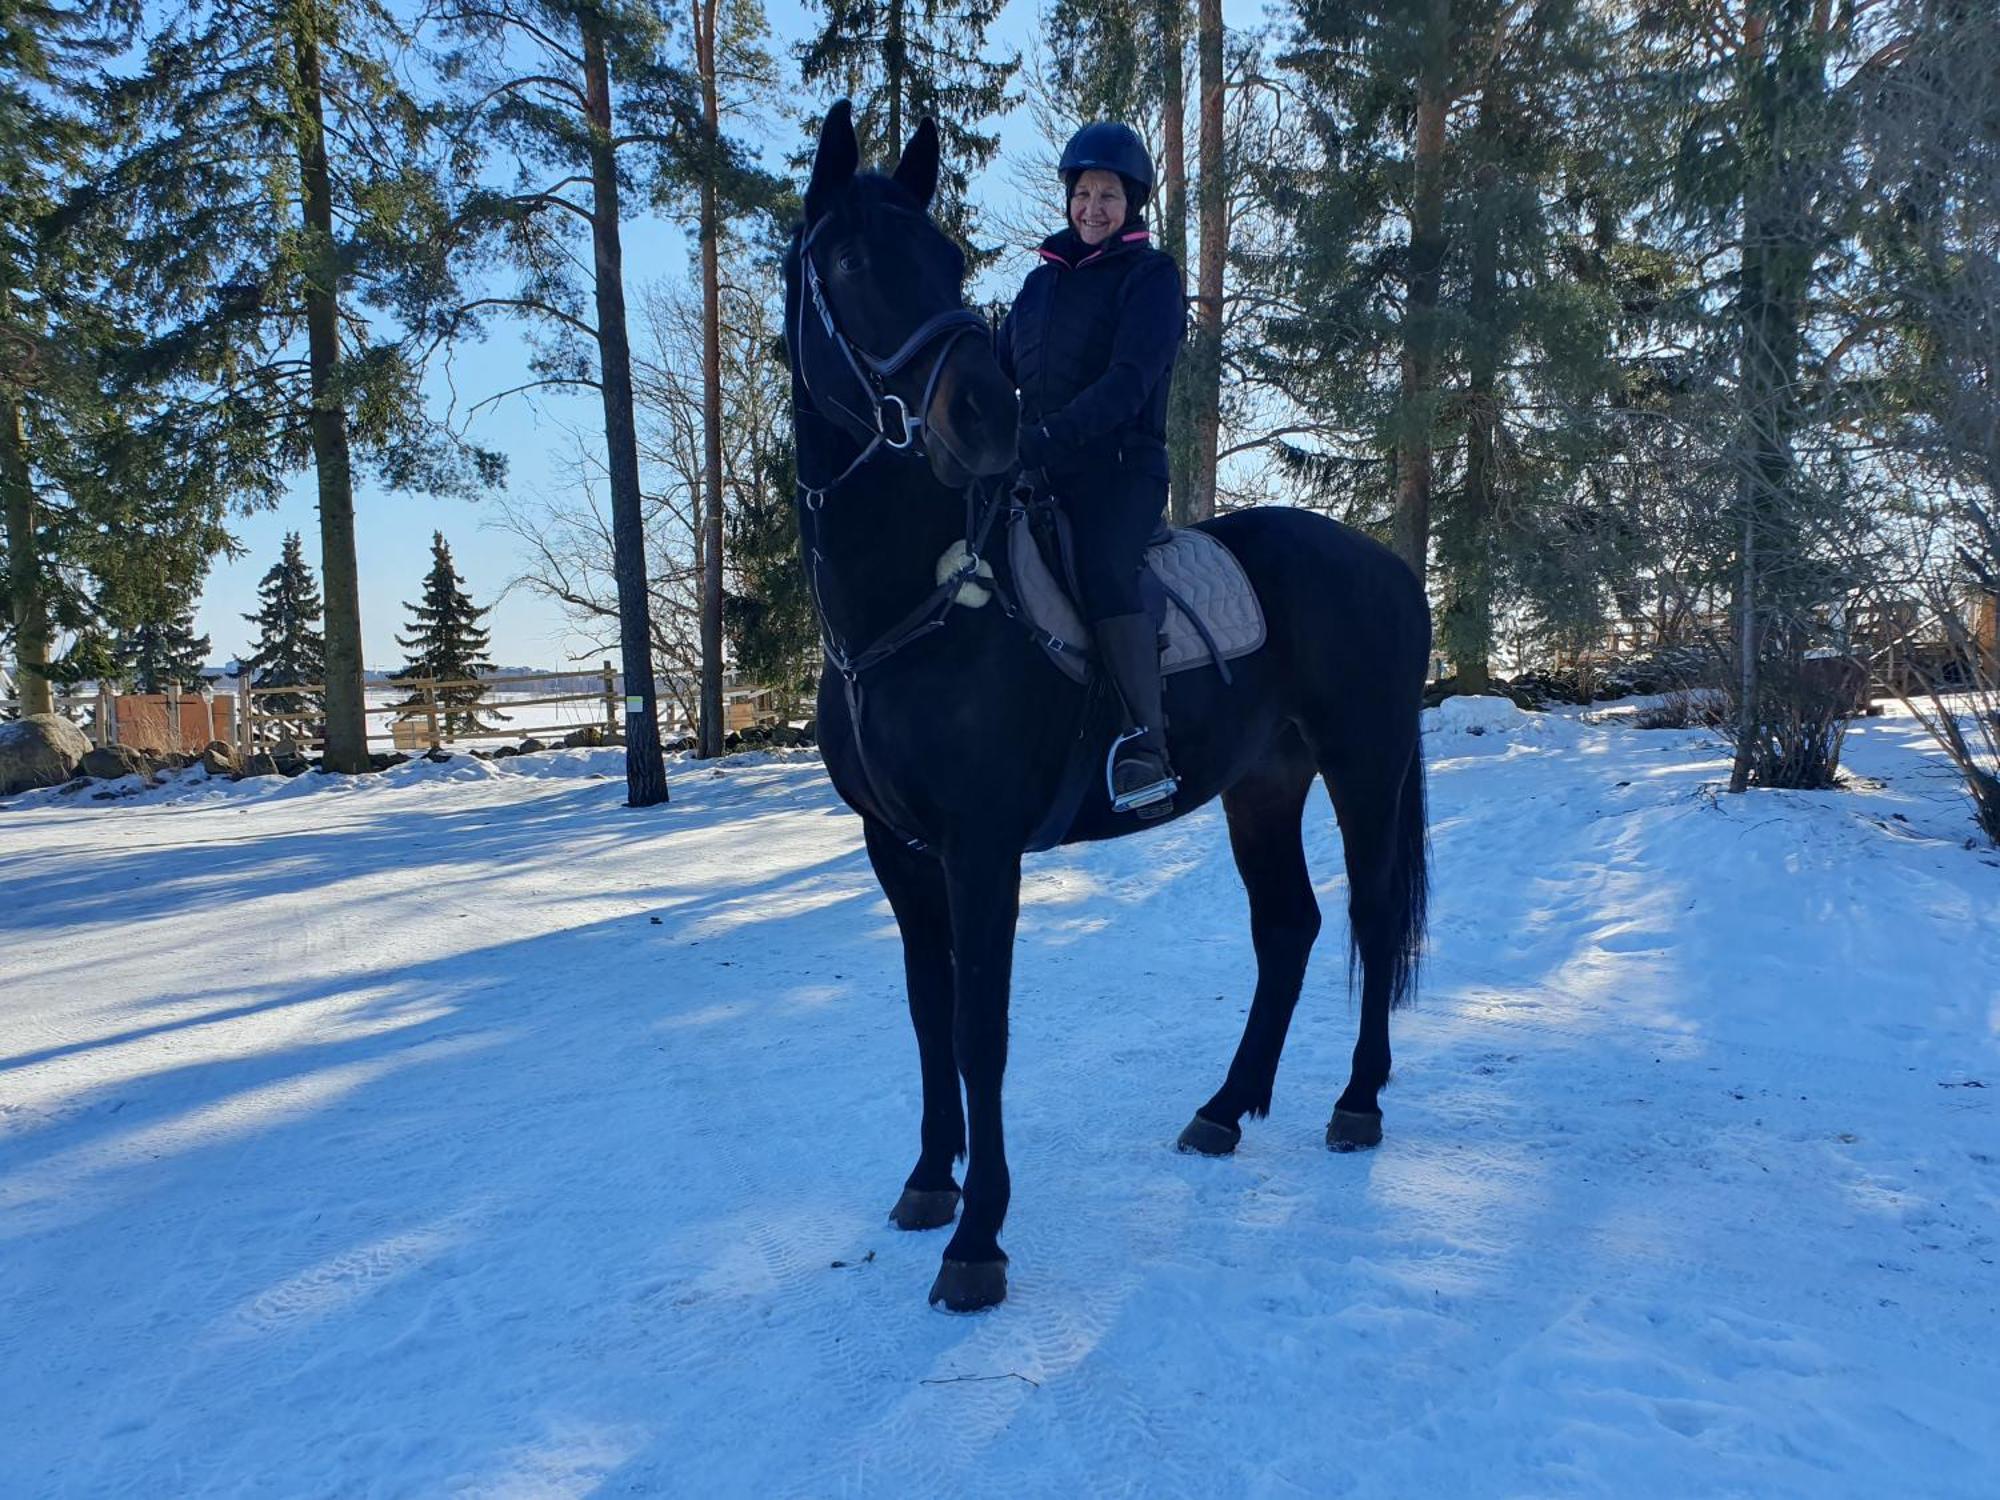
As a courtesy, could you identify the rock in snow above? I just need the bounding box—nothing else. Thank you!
[0,713,90,793]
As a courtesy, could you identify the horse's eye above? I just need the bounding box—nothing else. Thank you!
[836,249,863,274]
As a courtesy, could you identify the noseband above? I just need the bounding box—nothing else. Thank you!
[795,215,989,498]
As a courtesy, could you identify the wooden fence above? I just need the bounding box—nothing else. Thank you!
[0,690,113,741]
[10,665,787,759]
[243,664,623,755]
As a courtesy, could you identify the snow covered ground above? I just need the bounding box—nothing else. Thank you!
[1,701,1995,1497]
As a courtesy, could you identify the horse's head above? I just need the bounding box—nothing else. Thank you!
[787,101,1018,488]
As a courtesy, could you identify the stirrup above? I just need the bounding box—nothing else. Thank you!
[1107,727,1178,814]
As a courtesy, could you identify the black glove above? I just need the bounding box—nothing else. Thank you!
[1017,422,1058,471]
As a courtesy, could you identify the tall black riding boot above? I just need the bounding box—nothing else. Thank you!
[1095,612,1179,817]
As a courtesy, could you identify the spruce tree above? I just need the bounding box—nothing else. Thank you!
[116,608,211,693]
[3,0,237,712]
[1632,0,1877,790]
[242,532,327,718]
[396,532,499,736]
[1253,0,1622,686]
[797,0,1019,267]
[724,439,818,712]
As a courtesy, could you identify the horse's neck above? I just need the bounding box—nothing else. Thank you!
[801,436,963,653]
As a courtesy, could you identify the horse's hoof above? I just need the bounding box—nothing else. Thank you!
[928,1259,1007,1313]
[1326,1108,1383,1151]
[888,1187,960,1231]
[1176,1114,1242,1156]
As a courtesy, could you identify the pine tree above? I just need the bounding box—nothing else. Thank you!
[686,0,787,757]
[395,533,499,736]
[797,0,1019,267]
[116,608,211,694]
[242,532,326,718]
[106,0,503,774]
[431,0,782,796]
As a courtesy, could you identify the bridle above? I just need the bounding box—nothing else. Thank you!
[793,213,990,504]
[786,205,1079,853]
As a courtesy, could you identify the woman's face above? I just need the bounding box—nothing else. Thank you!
[1069,169,1128,247]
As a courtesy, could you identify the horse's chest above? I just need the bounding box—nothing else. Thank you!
[817,660,1050,844]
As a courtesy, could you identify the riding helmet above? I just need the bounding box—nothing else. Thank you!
[1058,122,1154,212]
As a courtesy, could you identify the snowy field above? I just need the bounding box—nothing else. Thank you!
[2,700,1996,1497]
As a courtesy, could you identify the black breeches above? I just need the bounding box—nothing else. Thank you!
[1058,474,1168,623]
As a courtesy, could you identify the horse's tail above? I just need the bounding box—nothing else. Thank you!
[1388,735,1430,1010]
[1351,729,1430,1012]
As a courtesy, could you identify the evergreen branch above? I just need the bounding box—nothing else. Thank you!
[455,72,591,130]
[505,185,598,228]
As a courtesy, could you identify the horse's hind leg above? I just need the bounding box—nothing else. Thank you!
[1320,732,1428,1151]
[864,820,964,1230]
[1177,733,1321,1156]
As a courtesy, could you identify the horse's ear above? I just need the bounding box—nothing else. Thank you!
[892,117,941,210]
[806,100,859,223]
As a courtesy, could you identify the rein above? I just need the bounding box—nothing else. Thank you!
[804,472,1009,682]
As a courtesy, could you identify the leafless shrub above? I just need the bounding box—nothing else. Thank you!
[1712,648,1865,790]
[1633,683,1727,731]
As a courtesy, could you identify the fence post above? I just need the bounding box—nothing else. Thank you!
[424,676,441,752]
[601,660,617,739]
[95,683,112,746]
[166,681,183,755]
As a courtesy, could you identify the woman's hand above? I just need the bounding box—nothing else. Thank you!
[1017,423,1056,471]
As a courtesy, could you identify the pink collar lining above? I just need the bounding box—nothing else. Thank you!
[1036,228,1151,269]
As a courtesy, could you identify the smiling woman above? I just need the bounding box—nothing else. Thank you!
[1000,120,1187,814]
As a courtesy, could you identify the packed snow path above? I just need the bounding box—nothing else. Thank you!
[2,704,1996,1497]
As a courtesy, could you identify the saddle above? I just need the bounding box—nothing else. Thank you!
[1003,502,1267,684]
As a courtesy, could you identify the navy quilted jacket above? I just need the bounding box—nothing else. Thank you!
[998,223,1186,481]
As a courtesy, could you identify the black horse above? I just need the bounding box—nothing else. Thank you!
[787,104,1431,1312]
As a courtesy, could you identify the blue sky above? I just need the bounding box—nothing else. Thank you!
[191,0,1270,668]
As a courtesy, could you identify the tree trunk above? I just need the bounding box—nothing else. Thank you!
[1157,0,1198,524]
[696,0,726,759]
[1728,17,1810,794]
[2,392,53,716]
[290,21,368,774]
[1394,0,1450,586]
[885,0,905,152]
[1445,98,1501,696]
[582,16,670,806]
[1185,0,1225,523]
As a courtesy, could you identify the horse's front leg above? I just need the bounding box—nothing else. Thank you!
[929,842,1022,1312]
[864,820,965,1230]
